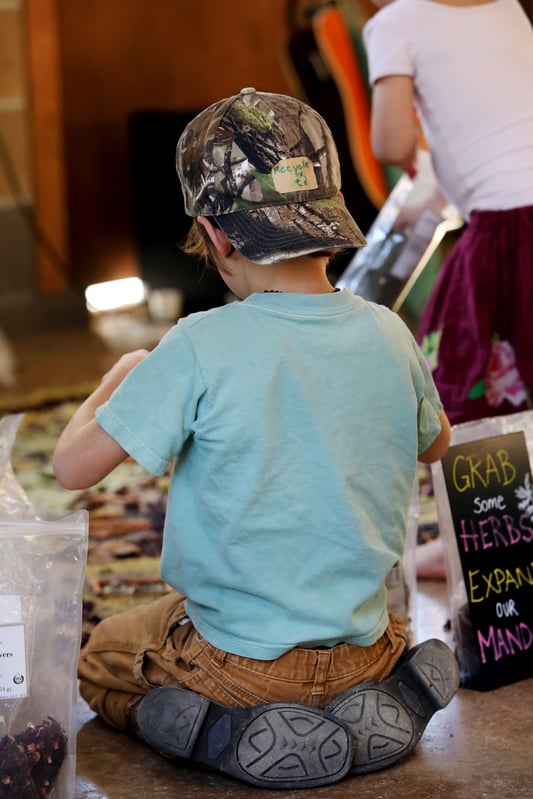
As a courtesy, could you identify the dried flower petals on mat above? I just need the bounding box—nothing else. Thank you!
[0,718,67,799]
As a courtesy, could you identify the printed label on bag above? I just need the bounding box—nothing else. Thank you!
[0,594,23,624]
[0,624,28,699]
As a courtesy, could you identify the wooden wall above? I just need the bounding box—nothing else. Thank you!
[26,0,296,293]
[0,0,38,321]
[20,0,533,298]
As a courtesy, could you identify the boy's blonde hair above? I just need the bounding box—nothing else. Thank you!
[182,218,217,267]
[182,218,340,270]
[182,218,339,269]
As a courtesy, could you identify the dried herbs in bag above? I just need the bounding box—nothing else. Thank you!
[0,414,88,798]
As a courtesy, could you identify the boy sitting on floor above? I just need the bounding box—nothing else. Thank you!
[53,87,458,790]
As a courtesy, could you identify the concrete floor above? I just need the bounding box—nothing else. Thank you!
[3,322,532,799]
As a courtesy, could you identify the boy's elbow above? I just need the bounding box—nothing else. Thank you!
[418,411,451,464]
[53,429,127,489]
[52,450,89,490]
[52,460,75,490]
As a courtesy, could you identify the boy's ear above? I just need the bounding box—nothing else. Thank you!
[198,216,234,257]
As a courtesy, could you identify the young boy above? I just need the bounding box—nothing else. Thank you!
[53,87,458,790]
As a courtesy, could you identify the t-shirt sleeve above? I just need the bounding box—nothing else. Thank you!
[95,324,205,475]
[411,343,444,456]
[372,302,444,457]
[363,14,413,85]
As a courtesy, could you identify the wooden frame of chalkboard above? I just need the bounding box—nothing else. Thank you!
[431,411,533,691]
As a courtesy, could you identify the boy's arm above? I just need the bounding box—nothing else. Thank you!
[52,349,149,490]
[370,74,418,172]
[418,409,451,464]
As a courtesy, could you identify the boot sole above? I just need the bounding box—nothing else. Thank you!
[325,638,460,774]
[137,686,354,789]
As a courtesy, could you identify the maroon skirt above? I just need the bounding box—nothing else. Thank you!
[417,205,533,425]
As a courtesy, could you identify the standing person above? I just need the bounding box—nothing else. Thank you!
[363,0,533,425]
[53,88,458,790]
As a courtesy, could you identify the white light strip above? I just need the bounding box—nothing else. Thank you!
[85,277,146,313]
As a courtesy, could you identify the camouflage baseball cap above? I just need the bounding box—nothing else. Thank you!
[176,87,366,264]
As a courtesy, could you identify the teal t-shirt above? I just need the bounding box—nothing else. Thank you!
[96,289,442,659]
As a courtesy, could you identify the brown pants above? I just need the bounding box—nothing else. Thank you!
[78,591,408,730]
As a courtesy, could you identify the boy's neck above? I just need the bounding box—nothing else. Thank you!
[236,253,336,296]
[261,274,336,295]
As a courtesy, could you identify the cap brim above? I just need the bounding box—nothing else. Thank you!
[214,194,367,265]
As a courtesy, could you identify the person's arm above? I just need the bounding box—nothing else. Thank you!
[52,349,149,490]
[418,409,451,464]
[370,74,418,172]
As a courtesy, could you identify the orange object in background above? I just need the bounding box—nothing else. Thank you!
[312,4,389,209]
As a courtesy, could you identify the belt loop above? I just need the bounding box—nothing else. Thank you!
[383,623,396,653]
[310,649,333,701]
[211,645,227,668]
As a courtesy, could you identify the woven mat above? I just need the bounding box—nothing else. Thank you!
[7,401,170,645]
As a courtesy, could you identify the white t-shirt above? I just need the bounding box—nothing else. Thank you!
[364,0,533,219]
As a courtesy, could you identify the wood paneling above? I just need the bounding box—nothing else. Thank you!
[0,107,32,199]
[0,7,26,97]
[25,0,70,294]
[27,0,292,291]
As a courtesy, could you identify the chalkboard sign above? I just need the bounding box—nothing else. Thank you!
[441,430,533,690]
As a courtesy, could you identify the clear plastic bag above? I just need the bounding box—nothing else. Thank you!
[0,413,88,798]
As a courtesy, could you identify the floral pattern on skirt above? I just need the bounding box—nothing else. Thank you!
[417,205,533,425]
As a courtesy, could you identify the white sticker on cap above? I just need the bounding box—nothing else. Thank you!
[272,158,318,193]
